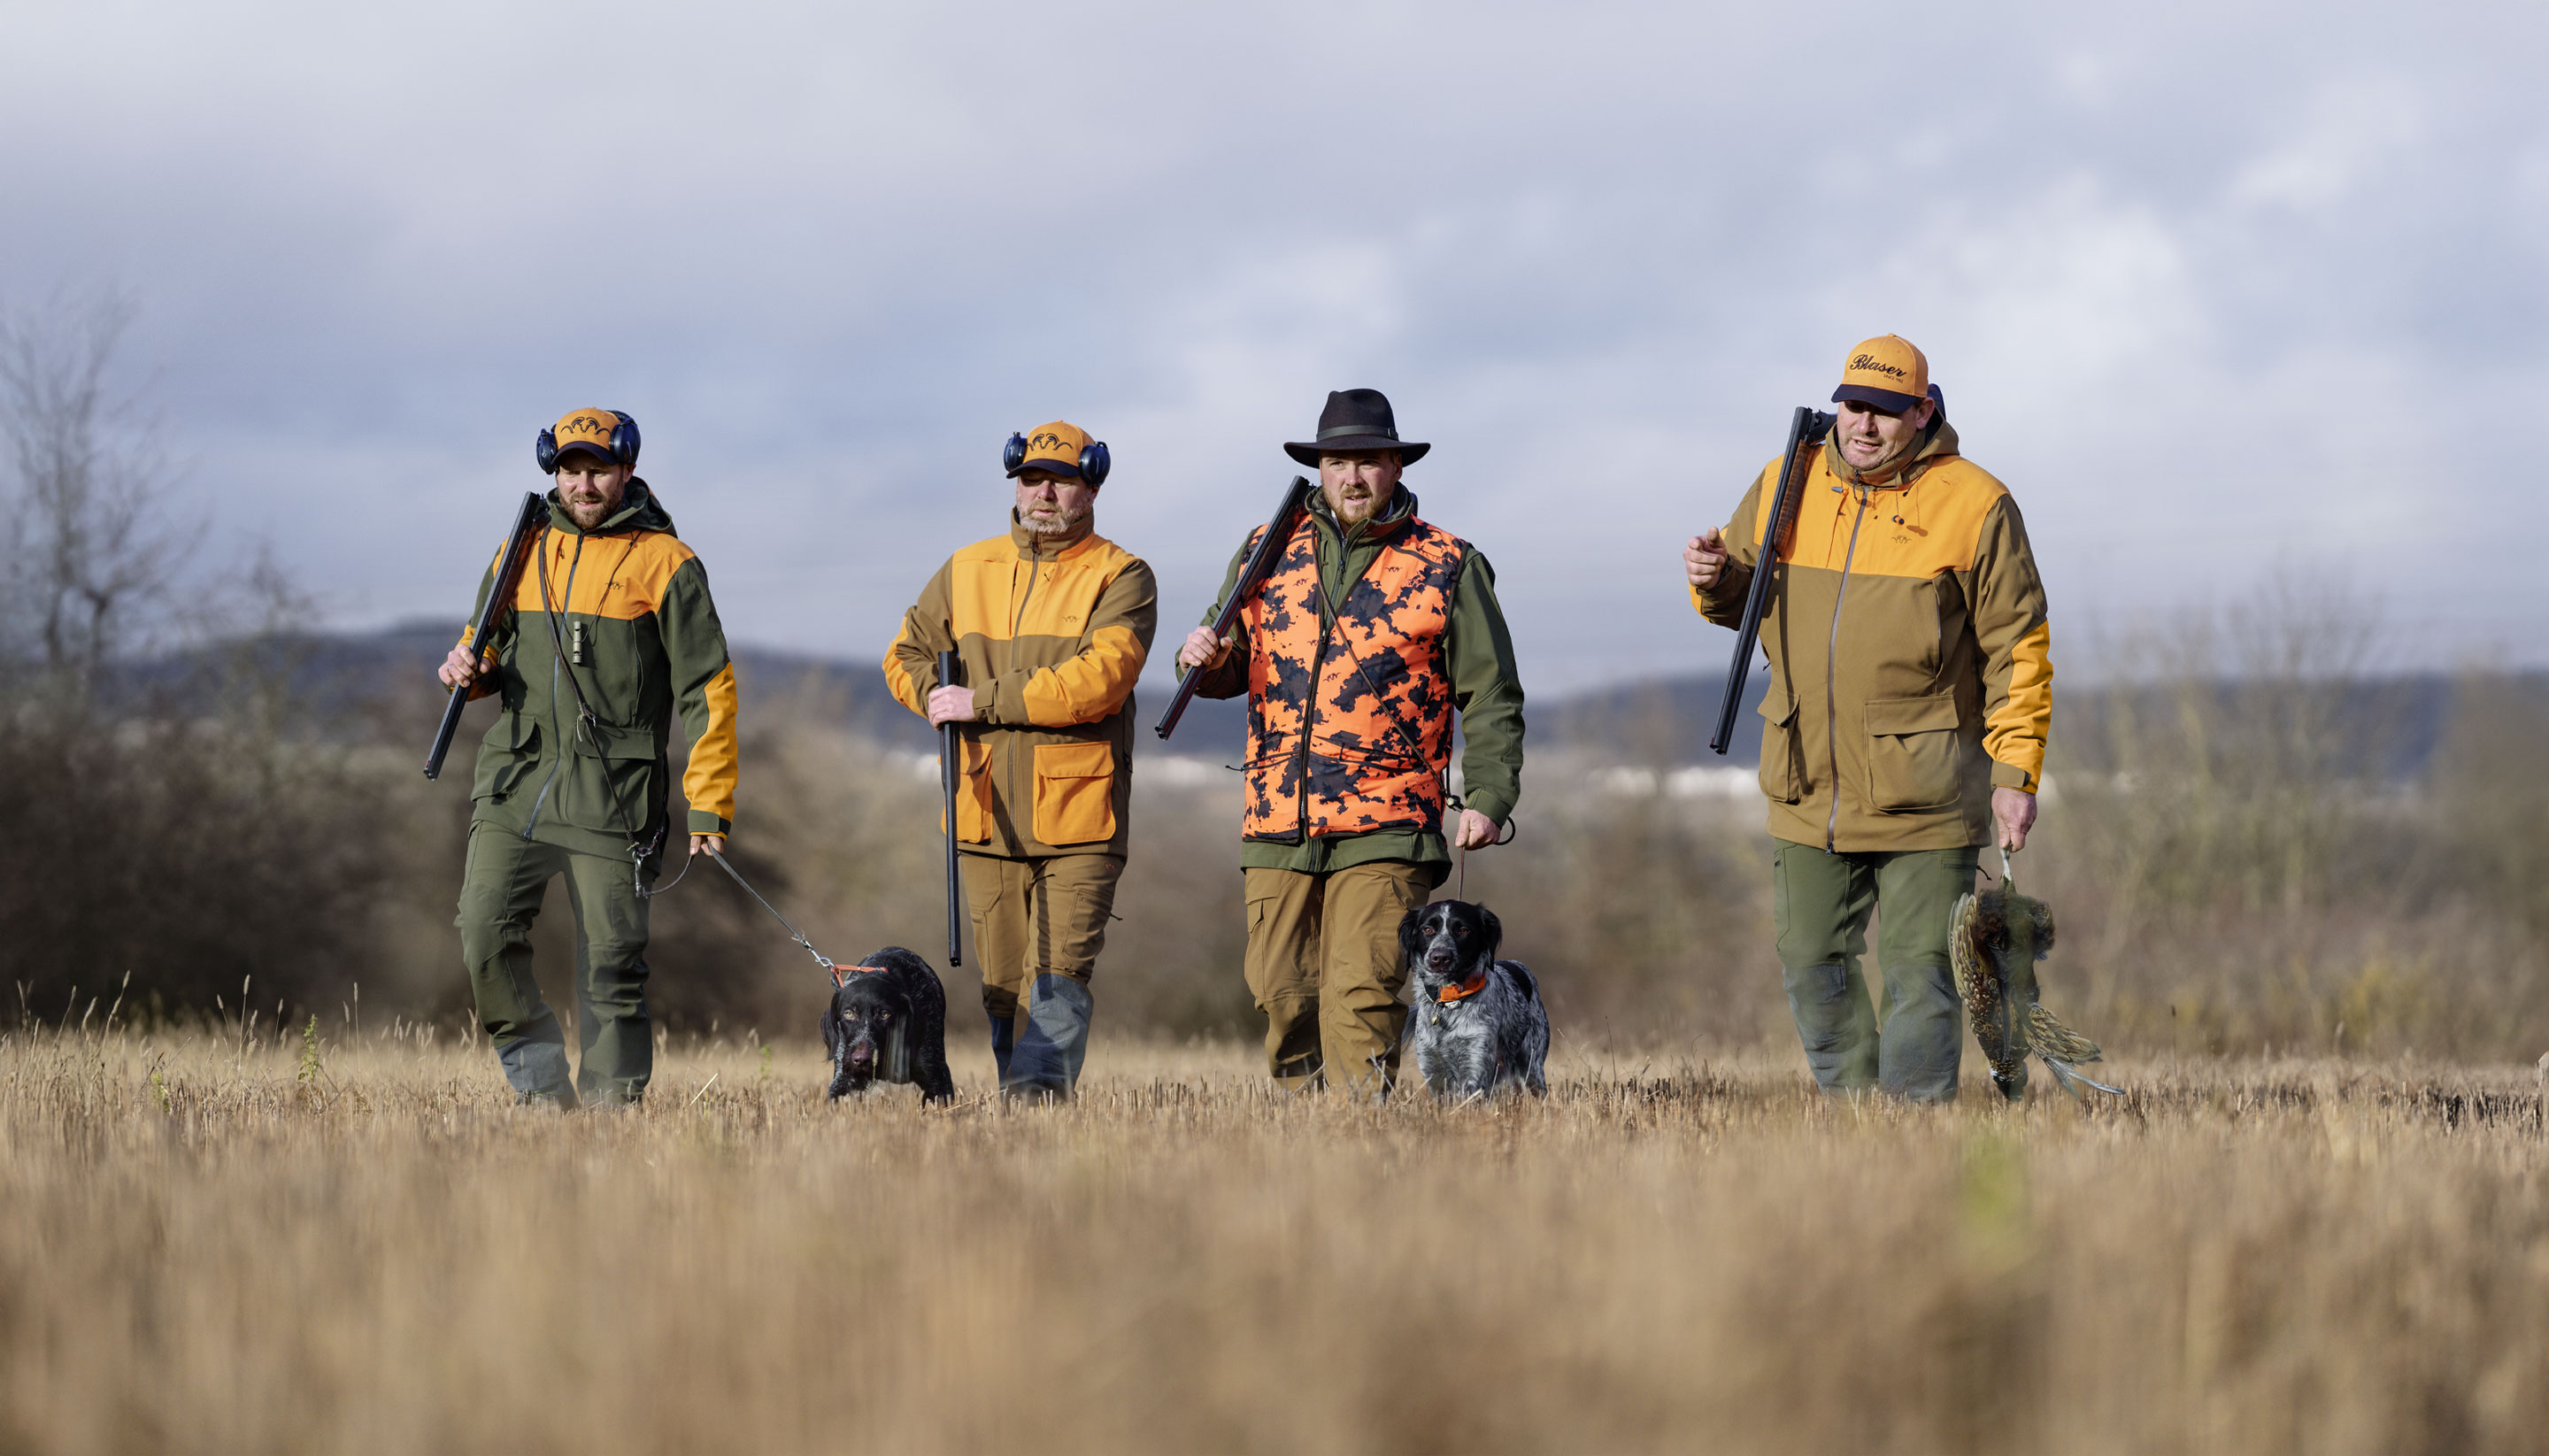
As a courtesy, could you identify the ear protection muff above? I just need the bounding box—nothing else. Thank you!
[1000,429,1111,487]
[536,410,643,474]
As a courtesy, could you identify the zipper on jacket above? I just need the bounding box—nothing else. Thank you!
[1822,488,1869,852]
[1007,541,1045,838]
[1290,522,1346,842]
[523,531,588,838]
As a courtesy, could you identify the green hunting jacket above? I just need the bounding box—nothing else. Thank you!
[457,481,740,860]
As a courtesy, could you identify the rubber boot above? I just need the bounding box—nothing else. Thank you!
[1876,960,1962,1103]
[987,1010,1015,1082]
[498,1030,581,1109]
[1003,975,1091,1101]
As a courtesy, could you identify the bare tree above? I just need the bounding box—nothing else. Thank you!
[0,289,192,704]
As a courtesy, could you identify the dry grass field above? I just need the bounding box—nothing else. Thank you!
[5,1025,2545,1455]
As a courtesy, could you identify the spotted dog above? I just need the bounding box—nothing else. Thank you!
[821,947,955,1103]
[1398,900,1548,1098]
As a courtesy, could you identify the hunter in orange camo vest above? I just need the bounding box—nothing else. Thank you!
[1177,389,1527,1098]
[1238,510,1465,843]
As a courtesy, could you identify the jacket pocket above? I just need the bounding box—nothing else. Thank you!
[564,718,659,832]
[1757,689,1802,805]
[1032,741,1117,845]
[1862,692,1965,812]
[473,716,542,802]
[948,736,995,844]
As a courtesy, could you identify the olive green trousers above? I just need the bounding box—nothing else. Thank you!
[1242,861,1432,1097]
[1771,839,1981,1102]
[457,822,658,1107]
[959,851,1121,1098]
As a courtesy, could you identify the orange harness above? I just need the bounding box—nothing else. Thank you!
[1431,971,1489,1004]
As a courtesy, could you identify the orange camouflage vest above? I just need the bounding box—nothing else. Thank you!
[1240,513,1467,843]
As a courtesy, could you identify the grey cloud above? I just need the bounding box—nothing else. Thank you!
[1,0,2541,704]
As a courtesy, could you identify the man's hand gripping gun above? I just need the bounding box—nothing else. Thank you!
[1708,408,1833,757]
[424,491,548,781]
[1153,474,1313,741]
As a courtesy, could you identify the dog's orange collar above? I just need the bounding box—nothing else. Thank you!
[829,961,891,988]
[1432,971,1488,1004]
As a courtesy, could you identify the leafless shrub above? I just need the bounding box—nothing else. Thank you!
[2032,575,2545,1059]
[0,289,394,1028]
[0,289,197,705]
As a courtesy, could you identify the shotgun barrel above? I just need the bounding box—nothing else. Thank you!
[938,650,964,967]
[1708,407,1833,757]
[1154,474,1313,741]
[425,491,549,780]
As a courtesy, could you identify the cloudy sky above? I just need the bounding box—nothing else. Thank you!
[4,0,2541,702]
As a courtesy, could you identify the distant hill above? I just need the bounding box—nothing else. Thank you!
[1541,669,2549,779]
[236,620,1251,757]
[182,622,2545,779]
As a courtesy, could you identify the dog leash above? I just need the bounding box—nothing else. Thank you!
[701,848,846,985]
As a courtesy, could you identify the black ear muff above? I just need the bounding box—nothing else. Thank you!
[1003,431,1029,475]
[535,428,560,474]
[1080,440,1111,487]
[609,411,642,469]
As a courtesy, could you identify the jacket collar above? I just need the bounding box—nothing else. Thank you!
[1009,512,1097,560]
[1827,420,1961,491]
[1308,482,1417,549]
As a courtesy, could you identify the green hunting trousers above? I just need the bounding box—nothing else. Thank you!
[457,823,657,1107]
[1771,839,1981,1102]
[1243,860,1432,1098]
[959,851,1121,1098]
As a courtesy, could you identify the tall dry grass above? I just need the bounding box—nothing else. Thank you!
[3,1028,2544,1454]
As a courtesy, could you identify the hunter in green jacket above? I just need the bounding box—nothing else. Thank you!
[438,407,737,1108]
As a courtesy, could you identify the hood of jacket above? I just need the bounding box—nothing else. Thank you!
[547,477,677,538]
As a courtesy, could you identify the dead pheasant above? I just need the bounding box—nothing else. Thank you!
[1952,850,2119,1102]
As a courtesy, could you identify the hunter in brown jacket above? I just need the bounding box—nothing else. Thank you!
[885,420,1156,1098]
[1685,335,2052,1100]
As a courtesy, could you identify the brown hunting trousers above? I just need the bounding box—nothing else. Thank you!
[1242,860,1431,1096]
[959,851,1120,1096]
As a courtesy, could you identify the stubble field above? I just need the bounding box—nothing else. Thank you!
[4,1027,2545,1455]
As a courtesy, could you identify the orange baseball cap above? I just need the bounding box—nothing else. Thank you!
[1008,420,1102,481]
[551,408,621,463]
[1831,335,1929,413]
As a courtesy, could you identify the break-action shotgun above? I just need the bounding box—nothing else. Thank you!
[1708,407,1833,757]
[1154,474,1313,741]
[425,490,549,780]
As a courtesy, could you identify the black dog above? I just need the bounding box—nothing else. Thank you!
[1398,899,1549,1098]
[821,947,955,1103]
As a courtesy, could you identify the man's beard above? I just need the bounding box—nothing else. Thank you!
[1024,503,1091,537]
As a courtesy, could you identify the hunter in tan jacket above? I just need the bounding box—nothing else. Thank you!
[1685,336,2052,1100]
[885,420,1157,1098]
